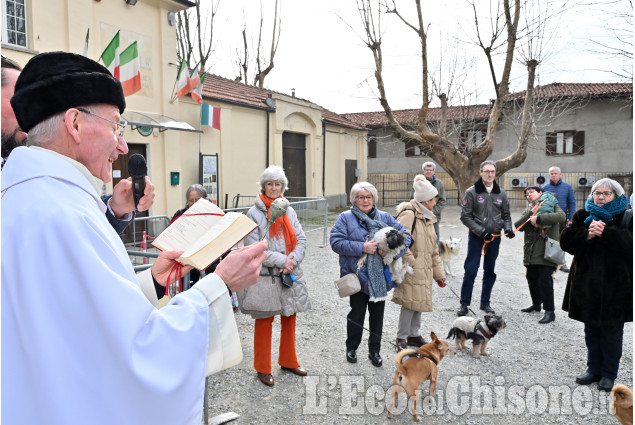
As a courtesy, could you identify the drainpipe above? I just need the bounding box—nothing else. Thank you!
[266,110,270,167]
[322,120,326,196]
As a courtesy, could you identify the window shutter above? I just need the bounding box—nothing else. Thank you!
[573,131,585,155]
[368,138,377,158]
[545,132,556,156]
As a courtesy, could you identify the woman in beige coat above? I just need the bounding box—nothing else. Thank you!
[392,175,446,351]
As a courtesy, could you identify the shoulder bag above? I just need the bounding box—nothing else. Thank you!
[544,236,565,265]
[334,273,361,297]
[237,267,282,315]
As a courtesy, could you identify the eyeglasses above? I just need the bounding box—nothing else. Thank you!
[356,196,373,201]
[525,190,537,197]
[77,108,127,139]
[592,191,614,198]
[481,170,496,174]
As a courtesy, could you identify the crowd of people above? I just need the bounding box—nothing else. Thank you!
[1,51,631,424]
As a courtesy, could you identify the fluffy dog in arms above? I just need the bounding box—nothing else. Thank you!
[387,332,454,421]
[438,237,461,277]
[357,227,413,283]
[611,384,633,425]
[447,314,506,359]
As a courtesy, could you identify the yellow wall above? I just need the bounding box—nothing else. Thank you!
[3,0,367,215]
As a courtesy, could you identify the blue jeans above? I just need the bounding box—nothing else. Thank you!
[460,232,501,306]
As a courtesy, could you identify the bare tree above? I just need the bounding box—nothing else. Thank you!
[176,0,220,71]
[357,0,566,196]
[233,0,282,87]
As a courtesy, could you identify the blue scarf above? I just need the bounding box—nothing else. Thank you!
[351,205,389,302]
[584,194,628,225]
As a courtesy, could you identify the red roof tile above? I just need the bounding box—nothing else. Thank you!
[200,74,365,130]
[343,82,632,128]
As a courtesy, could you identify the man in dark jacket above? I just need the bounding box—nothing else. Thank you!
[457,160,513,316]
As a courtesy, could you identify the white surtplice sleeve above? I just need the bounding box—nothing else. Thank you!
[138,270,243,376]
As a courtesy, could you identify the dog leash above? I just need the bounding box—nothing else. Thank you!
[445,285,477,316]
[346,317,399,350]
[481,199,546,256]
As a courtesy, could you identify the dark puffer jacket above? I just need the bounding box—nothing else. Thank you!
[560,209,633,326]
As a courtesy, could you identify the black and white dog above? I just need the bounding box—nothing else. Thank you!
[357,227,413,284]
[447,314,506,359]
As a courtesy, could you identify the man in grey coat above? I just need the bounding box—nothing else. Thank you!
[422,161,446,239]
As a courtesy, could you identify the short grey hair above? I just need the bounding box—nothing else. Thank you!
[258,165,288,193]
[548,166,561,173]
[422,161,436,171]
[589,178,625,199]
[26,111,66,146]
[480,160,497,172]
[186,184,207,200]
[350,181,378,204]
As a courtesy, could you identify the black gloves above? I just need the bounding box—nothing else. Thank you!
[481,231,493,242]
[505,230,515,239]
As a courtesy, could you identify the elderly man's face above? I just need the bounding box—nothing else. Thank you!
[76,104,128,182]
[480,164,496,186]
[1,68,28,157]
[423,166,435,181]
[549,169,562,184]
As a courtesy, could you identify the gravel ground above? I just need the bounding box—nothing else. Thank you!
[204,206,632,424]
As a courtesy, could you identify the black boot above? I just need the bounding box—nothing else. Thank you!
[480,303,495,314]
[539,311,555,324]
[521,304,541,313]
[457,304,468,316]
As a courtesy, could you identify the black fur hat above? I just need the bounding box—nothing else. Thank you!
[11,51,126,133]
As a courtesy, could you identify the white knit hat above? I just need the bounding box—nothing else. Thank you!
[413,174,438,202]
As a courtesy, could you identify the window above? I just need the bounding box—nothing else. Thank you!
[546,130,585,156]
[367,137,376,158]
[458,129,485,153]
[2,0,27,47]
[405,140,425,157]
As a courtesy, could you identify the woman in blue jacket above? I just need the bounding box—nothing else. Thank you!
[330,182,409,367]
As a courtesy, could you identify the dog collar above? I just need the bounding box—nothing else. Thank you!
[409,353,438,365]
[476,321,494,339]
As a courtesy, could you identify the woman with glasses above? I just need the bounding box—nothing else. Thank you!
[514,186,566,324]
[330,182,410,367]
[560,178,632,392]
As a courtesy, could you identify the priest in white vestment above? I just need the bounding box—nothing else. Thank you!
[1,51,266,425]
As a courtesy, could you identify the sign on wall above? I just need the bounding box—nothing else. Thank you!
[200,154,219,205]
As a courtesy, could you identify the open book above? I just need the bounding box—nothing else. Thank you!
[151,199,259,270]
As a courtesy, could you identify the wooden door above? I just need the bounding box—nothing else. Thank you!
[282,132,306,197]
[345,159,358,204]
[112,143,148,245]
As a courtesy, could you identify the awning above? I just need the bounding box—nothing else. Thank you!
[122,110,203,134]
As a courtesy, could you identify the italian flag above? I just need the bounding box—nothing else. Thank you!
[120,41,141,96]
[201,102,220,130]
[191,73,206,104]
[175,59,191,97]
[100,31,120,79]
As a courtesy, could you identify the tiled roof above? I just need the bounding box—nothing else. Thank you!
[200,74,366,130]
[342,104,492,128]
[505,82,633,101]
[343,82,632,128]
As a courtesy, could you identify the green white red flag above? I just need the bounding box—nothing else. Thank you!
[175,59,191,98]
[120,41,141,96]
[83,28,89,56]
[201,102,220,130]
[100,31,120,79]
[191,73,206,104]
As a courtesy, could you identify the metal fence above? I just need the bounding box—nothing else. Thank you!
[123,197,330,266]
[368,172,633,209]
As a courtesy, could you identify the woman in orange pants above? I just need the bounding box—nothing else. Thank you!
[239,165,311,387]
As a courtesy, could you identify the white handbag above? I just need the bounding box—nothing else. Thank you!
[334,273,361,297]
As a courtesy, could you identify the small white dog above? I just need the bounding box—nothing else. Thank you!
[357,227,413,284]
[439,237,462,277]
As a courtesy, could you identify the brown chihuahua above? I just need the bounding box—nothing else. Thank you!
[387,331,454,421]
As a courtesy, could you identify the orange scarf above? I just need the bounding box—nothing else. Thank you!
[259,193,297,255]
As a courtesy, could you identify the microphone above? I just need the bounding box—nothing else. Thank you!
[127,154,147,209]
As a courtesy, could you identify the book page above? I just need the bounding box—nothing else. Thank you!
[180,213,259,270]
[151,199,225,252]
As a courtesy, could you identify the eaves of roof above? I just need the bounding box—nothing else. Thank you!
[200,74,366,131]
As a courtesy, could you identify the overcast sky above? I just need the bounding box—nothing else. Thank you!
[205,0,632,114]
